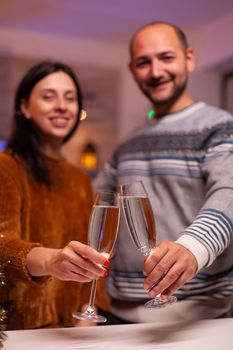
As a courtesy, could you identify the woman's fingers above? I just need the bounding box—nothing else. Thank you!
[68,241,109,266]
[60,244,106,275]
[56,261,109,282]
[46,241,110,282]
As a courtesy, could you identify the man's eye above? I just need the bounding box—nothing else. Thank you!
[136,60,150,68]
[163,56,174,61]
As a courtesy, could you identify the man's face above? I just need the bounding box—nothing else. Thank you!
[129,24,195,112]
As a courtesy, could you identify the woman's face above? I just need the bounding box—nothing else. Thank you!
[21,71,79,144]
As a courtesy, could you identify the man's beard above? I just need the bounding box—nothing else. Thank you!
[139,76,188,110]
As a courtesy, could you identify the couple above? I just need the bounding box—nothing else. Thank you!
[1,21,233,330]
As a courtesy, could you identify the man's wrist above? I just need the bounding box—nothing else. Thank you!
[176,234,210,271]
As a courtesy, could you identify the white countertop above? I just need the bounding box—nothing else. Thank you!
[4,318,233,350]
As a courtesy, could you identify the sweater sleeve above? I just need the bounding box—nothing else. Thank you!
[178,123,233,267]
[0,161,42,281]
[94,153,118,192]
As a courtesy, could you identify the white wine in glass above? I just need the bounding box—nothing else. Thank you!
[72,191,120,323]
[120,181,177,308]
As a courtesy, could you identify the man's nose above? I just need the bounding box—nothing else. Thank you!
[150,60,163,77]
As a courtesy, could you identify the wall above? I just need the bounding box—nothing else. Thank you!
[0,29,127,166]
[0,12,232,165]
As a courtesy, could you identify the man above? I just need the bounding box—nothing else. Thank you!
[95,22,233,323]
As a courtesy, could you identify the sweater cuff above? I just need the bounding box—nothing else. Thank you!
[3,238,44,281]
[176,234,210,271]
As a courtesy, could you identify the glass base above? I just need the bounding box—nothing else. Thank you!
[144,295,177,308]
[72,311,107,323]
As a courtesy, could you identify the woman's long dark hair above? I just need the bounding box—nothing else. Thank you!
[7,61,83,185]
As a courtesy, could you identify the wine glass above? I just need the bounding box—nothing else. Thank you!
[120,180,177,308]
[72,191,120,323]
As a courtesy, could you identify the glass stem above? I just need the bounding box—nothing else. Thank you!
[88,279,97,309]
[140,247,151,257]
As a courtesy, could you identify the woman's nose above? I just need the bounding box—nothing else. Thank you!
[55,98,67,111]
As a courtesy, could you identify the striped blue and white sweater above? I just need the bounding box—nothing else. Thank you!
[96,102,233,305]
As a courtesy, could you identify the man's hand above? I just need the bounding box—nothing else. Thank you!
[143,240,198,298]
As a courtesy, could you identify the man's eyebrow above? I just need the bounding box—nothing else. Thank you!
[134,50,175,60]
[159,50,175,55]
[134,55,150,62]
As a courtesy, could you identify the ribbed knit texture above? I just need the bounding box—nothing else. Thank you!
[0,151,109,330]
[95,102,233,307]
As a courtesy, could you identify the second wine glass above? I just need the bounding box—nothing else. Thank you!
[72,191,120,323]
[120,180,177,308]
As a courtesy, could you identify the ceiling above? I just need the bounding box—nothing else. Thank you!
[1,0,233,43]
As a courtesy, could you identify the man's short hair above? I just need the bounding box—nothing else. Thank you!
[129,21,189,59]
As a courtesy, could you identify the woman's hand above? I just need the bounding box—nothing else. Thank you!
[26,241,109,282]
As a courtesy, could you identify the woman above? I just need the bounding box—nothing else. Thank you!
[0,61,109,330]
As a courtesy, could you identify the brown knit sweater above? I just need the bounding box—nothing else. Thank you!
[0,151,109,330]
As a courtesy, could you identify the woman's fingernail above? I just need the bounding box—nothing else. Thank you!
[104,270,109,277]
[103,260,110,267]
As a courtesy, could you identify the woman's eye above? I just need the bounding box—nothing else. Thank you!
[66,95,77,102]
[42,95,53,101]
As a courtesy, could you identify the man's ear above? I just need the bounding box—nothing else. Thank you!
[128,61,138,82]
[20,100,31,119]
[128,61,133,74]
[186,47,196,73]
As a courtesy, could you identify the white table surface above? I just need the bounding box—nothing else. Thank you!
[4,318,233,350]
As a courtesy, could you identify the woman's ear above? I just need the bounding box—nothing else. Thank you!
[20,100,31,119]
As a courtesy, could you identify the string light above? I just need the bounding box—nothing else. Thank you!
[80,142,98,178]
[147,109,155,120]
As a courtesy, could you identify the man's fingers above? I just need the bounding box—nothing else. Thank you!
[143,241,198,296]
[146,262,183,297]
[143,247,177,290]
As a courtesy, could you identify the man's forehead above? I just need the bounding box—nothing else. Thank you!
[132,25,183,56]
[136,24,178,43]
